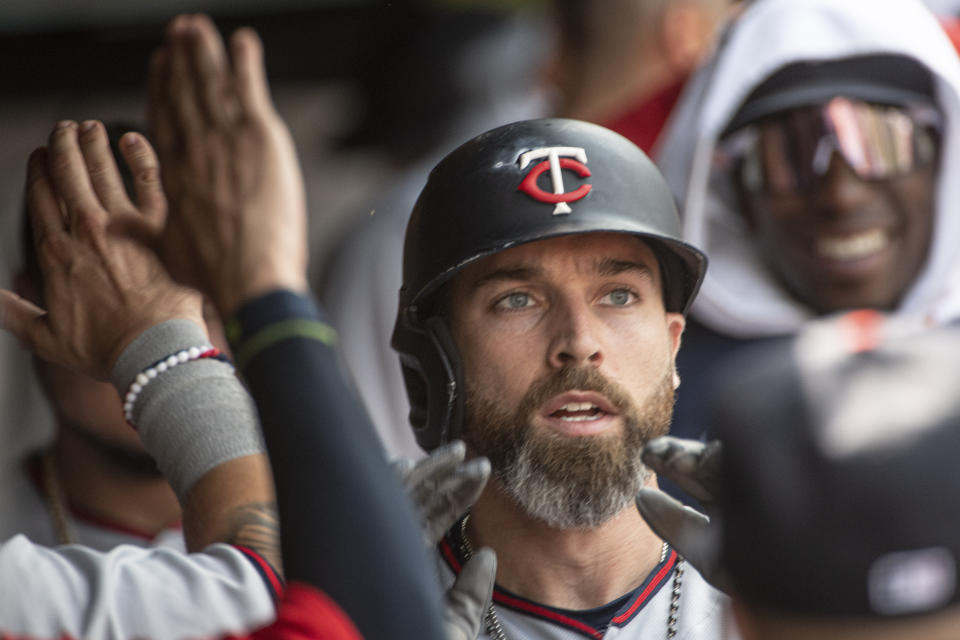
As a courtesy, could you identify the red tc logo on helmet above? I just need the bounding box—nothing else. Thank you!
[517,147,592,215]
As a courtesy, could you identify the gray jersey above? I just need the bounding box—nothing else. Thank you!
[438,534,737,640]
[0,534,276,639]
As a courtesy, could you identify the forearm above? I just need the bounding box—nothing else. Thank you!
[229,289,447,640]
[110,319,279,569]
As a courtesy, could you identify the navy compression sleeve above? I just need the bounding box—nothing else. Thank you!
[228,290,446,640]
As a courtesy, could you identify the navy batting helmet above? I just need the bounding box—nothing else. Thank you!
[392,118,706,450]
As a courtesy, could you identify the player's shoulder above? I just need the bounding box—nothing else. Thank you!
[673,564,737,640]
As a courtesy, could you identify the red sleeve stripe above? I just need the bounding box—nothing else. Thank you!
[610,549,677,625]
[234,545,285,604]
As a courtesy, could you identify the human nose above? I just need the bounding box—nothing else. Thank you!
[547,296,603,369]
[811,152,874,214]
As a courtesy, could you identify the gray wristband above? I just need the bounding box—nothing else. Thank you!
[111,320,265,501]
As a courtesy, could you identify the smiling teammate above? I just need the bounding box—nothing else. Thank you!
[654,0,960,446]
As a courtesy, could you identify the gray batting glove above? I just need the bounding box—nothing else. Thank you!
[445,548,496,640]
[394,441,496,640]
[636,436,724,589]
[394,440,491,544]
[641,436,721,505]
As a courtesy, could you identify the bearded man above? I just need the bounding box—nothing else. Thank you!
[392,118,732,639]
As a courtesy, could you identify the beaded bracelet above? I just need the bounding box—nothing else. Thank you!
[122,345,231,426]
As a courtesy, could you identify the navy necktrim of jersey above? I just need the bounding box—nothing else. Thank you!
[440,520,679,639]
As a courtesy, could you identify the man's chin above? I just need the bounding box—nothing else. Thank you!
[493,429,651,529]
[500,468,645,530]
[464,366,675,529]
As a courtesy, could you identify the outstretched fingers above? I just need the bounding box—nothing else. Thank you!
[76,120,129,214]
[641,436,716,504]
[446,548,497,640]
[119,131,167,229]
[165,14,238,136]
[166,15,208,145]
[635,487,722,589]
[45,121,106,232]
[9,150,62,359]
[402,440,467,492]
[0,290,51,360]
[231,27,274,117]
[188,14,239,127]
[399,441,490,544]
[148,47,177,165]
[26,147,68,255]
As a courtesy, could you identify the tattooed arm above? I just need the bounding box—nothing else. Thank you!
[0,120,281,636]
[143,15,447,639]
[183,466,280,571]
[107,316,281,571]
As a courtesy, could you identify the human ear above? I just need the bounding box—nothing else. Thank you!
[666,312,686,380]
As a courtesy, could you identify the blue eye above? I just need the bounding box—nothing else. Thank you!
[496,292,533,310]
[601,289,636,306]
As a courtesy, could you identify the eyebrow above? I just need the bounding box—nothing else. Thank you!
[594,258,655,280]
[470,266,542,290]
[469,258,655,290]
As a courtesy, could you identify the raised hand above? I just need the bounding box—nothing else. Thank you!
[394,442,497,640]
[395,441,492,544]
[0,120,203,380]
[636,436,724,589]
[148,14,308,318]
[641,436,721,505]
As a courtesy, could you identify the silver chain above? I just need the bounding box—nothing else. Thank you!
[458,514,682,639]
[667,556,684,639]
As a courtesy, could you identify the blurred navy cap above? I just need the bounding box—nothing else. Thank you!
[724,54,937,133]
[711,311,960,617]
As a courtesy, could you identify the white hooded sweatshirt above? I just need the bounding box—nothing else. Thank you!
[656,0,960,338]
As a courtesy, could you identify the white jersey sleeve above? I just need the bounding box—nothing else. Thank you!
[0,534,276,639]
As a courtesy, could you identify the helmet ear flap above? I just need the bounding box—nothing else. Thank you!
[393,312,464,451]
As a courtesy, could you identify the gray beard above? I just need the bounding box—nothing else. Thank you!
[462,366,675,529]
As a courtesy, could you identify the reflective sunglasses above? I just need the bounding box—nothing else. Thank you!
[715,97,941,196]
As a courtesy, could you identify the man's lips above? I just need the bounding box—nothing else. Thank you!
[543,391,618,417]
[540,391,618,425]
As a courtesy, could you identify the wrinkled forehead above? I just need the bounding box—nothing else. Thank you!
[449,232,663,294]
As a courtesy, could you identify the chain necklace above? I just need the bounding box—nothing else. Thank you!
[459,514,683,640]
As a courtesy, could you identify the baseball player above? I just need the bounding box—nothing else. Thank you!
[4,121,198,553]
[0,119,279,639]
[392,118,733,639]
[654,0,960,456]
[0,14,492,639]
